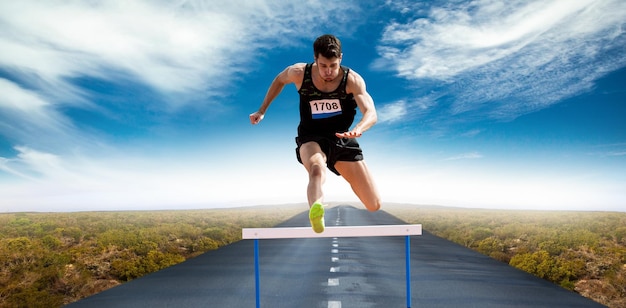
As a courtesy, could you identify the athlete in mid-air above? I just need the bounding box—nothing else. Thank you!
[250,34,381,233]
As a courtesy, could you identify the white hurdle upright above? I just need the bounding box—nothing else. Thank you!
[242,225,422,308]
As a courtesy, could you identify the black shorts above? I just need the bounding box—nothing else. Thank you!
[295,135,364,176]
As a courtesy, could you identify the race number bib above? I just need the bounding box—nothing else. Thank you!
[310,99,342,119]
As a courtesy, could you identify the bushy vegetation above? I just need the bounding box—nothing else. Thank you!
[385,204,626,308]
[0,205,304,307]
[1,204,624,308]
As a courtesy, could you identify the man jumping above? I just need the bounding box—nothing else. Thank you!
[250,34,381,233]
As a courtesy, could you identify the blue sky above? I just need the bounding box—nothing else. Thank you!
[1,0,625,212]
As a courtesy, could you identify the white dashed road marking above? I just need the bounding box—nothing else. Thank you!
[328,301,342,308]
[327,209,342,308]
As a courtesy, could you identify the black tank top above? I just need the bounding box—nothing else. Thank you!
[297,63,357,139]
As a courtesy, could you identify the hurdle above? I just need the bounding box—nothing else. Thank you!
[242,224,422,308]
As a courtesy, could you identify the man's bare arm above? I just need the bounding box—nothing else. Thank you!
[336,71,377,138]
[250,64,305,125]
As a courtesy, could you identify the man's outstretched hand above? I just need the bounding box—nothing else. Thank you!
[335,130,362,138]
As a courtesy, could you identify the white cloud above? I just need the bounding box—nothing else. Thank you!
[1,147,65,179]
[377,95,442,125]
[0,79,84,150]
[442,152,483,161]
[461,129,482,138]
[378,100,408,123]
[0,79,49,112]
[379,0,626,120]
[0,1,360,98]
[588,143,626,157]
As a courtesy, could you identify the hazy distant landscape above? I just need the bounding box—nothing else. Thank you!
[1,204,624,307]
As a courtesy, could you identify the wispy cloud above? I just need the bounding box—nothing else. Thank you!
[588,142,626,157]
[0,79,84,151]
[378,94,443,124]
[378,100,408,123]
[0,146,73,181]
[379,0,626,121]
[0,0,360,152]
[442,151,483,161]
[0,1,360,101]
[461,129,482,138]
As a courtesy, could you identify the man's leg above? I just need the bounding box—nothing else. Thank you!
[334,160,381,212]
[299,141,327,233]
[299,141,327,206]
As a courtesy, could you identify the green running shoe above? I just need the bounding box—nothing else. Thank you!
[309,201,325,233]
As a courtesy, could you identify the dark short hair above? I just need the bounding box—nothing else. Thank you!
[313,34,342,59]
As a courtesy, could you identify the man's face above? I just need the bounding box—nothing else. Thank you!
[315,55,342,82]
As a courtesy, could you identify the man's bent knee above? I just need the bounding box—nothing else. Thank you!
[308,163,325,179]
[364,198,381,212]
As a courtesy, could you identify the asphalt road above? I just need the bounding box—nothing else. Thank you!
[66,205,605,308]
